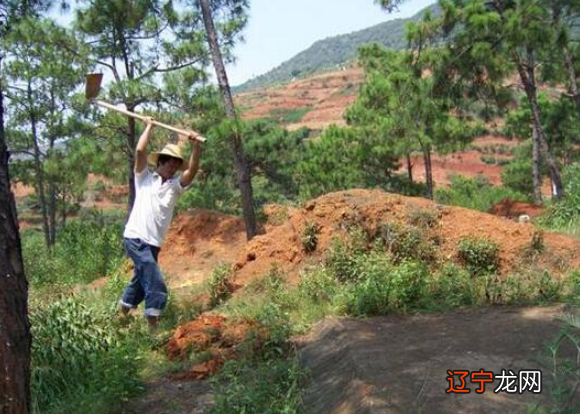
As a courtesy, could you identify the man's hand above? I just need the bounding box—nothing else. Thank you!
[143,116,155,127]
[187,130,204,143]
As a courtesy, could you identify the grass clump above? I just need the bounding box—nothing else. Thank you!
[301,221,319,253]
[457,236,500,276]
[376,222,437,263]
[209,263,235,308]
[30,294,143,414]
[22,213,123,288]
[435,174,527,212]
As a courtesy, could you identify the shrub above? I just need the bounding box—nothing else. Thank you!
[407,208,439,229]
[31,296,141,413]
[376,222,436,263]
[301,221,319,253]
[210,356,304,414]
[22,213,123,288]
[457,236,500,276]
[429,263,478,307]
[209,264,234,308]
[436,175,528,212]
[540,163,580,229]
[325,239,361,283]
[299,267,338,302]
[339,259,427,316]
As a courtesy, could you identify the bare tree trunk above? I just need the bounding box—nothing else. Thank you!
[516,61,564,199]
[422,146,434,200]
[28,103,50,247]
[531,128,542,205]
[48,179,57,245]
[0,55,31,414]
[61,186,67,227]
[563,46,580,121]
[199,0,257,240]
[406,153,413,182]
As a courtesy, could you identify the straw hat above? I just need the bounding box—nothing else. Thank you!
[148,144,186,170]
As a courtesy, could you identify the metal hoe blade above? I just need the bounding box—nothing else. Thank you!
[85,73,103,100]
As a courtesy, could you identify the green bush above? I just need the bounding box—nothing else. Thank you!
[325,239,362,283]
[376,222,436,263]
[209,263,234,308]
[210,356,304,414]
[501,157,535,196]
[457,236,500,276]
[298,267,339,302]
[22,213,123,288]
[31,296,142,413]
[436,174,528,212]
[340,259,427,316]
[540,163,580,229]
[301,221,319,253]
[429,263,478,307]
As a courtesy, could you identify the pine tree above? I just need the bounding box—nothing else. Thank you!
[0,2,55,412]
[428,0,565,203]
[198,0,257,239]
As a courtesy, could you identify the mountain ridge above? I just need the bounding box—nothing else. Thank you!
[234,2,439,92]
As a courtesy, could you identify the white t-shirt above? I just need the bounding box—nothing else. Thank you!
[123,169,186,247]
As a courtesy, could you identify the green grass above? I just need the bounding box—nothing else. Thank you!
[267,107,311,123]
[435,174,528,212]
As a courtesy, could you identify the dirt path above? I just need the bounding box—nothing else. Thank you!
[123,380,213,414]
[298,305,571,414]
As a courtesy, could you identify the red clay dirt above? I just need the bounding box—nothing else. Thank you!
[488,198,545,219]
[235,65,364,130]
[157,189,580,293]
[159,209,247,290]
[166,313,262,381]
[231,189,580,287]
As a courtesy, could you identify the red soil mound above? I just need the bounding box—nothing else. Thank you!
[166,314,260,380]
[233,189,580,285]
[159,209,247,289]
[165,189,580,381]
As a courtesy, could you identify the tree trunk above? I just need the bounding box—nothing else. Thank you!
[28,104,50,247]
[422,146,434,200]
[531,128,542,205]
[48,178,57,245]
[563,46,580,122]
[61,186,67,227]
[199,0,257,240]
[406,153,413,182]
[516,61,564,199]
[0,55,32,414]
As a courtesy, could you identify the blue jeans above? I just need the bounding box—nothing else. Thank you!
[120,238,168,317]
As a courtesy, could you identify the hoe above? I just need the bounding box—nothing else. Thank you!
[85,73,206,142]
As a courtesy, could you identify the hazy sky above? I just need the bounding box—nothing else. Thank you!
[226,0,435,85]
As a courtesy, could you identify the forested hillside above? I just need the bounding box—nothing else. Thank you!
[234,3,439,92]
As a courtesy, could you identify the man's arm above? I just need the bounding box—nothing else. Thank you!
[134,117,155,174]
[180,132,203,187]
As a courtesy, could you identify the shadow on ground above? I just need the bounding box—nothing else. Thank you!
[298,305,573,414]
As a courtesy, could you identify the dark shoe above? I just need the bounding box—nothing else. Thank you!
[147,315,159,334]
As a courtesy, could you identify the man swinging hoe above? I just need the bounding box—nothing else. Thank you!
[120,118,203,332]
[85,73,206,332]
